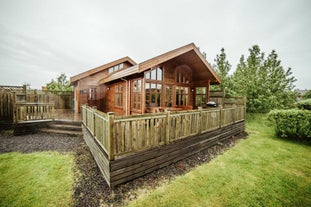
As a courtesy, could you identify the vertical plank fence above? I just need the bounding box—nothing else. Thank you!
[15,103,54,122]
[81,105,246,160]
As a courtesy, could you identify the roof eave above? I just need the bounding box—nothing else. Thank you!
[70,56,137,84]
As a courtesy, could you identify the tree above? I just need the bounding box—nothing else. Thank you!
[46,73,73,92]
[232,45,296,113]
[212,48,235,96]
[303,90,311,99]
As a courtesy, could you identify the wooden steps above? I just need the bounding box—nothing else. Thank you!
[40,121,82,136]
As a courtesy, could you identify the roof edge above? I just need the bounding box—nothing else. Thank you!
[70,56,136,84]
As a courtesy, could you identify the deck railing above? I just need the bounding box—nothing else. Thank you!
[81,105,246,161]
[15,103,54,123]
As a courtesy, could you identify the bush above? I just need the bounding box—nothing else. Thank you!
[267,109,311,140]
[297,99,311,110]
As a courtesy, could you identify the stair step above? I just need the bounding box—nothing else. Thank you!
[53,120,81,126]
[49,124,82,131]
[40,128,82,136]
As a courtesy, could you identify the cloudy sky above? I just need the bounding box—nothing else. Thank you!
[0,0,310,89]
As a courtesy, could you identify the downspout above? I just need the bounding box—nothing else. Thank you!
[121,78,128,116]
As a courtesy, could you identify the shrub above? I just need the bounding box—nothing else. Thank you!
[267,109,311,140]
[297,99,311,110]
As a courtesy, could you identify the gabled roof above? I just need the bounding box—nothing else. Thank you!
[70,56,136,84]
[100,43,221,84]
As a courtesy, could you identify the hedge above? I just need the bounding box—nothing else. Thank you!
[297,99,311,110]
[267,109,311,140]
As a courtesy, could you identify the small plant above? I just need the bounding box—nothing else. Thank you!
[267,109,311,140]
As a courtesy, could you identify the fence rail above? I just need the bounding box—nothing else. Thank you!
[15,103,54,122]
[81,105,246,161]
[1,85,73,123]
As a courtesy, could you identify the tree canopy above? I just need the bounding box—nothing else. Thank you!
[46,73,73,92]
[212,45,297,113]
[212,48,235,96]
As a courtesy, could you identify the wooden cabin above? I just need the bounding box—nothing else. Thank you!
[70,43,221,115]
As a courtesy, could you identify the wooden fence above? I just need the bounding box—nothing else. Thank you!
[81,105,246,161]
[15,103,54,122]
[209,90,246,108]
[0,85,74,123]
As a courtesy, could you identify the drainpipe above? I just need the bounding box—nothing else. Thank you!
[121,78,128,116]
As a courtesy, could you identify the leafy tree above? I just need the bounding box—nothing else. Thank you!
[212,48,235,96]
[303,90,311,99]
[46,73,73,92]
[232,45,296,113]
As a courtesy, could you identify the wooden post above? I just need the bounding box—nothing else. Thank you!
[198,107,202,134]
[165,111,170,144]
[243,96,247,120]
[108,112,115,161]
[12,92,17,123]
[219,108,222,129]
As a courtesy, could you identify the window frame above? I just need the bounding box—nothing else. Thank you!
[145,67,163,108]
[114,83,123,107]
[195,87,207,107]
[131,78,142,111]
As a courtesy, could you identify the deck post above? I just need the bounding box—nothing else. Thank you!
[243,97,247,120]
[165,111,170,144]
[13,92,17,123]
[108,112,115,161]
[219,107,222,129]
[198,107,202,134]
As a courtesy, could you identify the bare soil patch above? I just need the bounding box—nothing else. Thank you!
[0,131,247,207]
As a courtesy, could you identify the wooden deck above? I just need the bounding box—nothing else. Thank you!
[81,105,246,187]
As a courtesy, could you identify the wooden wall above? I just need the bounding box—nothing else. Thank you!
[73,61,134,113]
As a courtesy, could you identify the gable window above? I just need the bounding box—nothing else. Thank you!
[108,63,124,74]
[145,67,163,107]
[131,79,142,110]
[114,84,123,107]
[176,72,189,84]
[195,87,206,107]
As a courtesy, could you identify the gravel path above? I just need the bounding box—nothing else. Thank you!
[0,131,247,207]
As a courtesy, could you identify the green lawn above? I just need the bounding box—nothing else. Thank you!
[0,152,74,207]
[128,114,311,207]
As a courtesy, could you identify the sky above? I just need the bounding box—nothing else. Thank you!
[0,0,310,89]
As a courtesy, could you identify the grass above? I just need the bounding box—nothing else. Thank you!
[0,152,74,207]
[128,114,311,207]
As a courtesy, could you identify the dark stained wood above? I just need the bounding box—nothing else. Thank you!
[82,106,245,187]
[109,121,244,187]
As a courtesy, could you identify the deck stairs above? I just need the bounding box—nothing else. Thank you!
[40,120,82,136]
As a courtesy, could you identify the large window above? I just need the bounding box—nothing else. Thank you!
[176,86,189,106]
[145,83,162,107]
[131,79,142,110]
[114,84,122,107]
[195,87,206,107]
[145,67,163,107]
